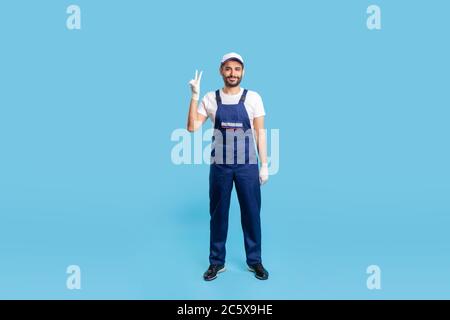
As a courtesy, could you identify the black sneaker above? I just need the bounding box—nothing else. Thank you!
[203,264,226,281]
[248,263,269,280]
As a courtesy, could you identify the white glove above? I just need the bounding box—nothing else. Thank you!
[259,163,269,185]
[189,69,203,101]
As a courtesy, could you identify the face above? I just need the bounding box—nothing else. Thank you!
[220,60,244,88]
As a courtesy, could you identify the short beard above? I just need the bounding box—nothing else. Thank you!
[224,76,242,88]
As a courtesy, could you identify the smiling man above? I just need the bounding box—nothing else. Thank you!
[187,52,269,281]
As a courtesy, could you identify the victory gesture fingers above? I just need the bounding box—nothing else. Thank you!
[189,69,203,101]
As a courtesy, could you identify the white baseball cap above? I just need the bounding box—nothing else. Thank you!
[221,52,244,66]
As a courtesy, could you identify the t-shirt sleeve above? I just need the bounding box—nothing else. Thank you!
[253,92,266,118]
[197,95,208,117]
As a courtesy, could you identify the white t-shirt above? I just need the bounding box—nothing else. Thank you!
[198,88,265,128]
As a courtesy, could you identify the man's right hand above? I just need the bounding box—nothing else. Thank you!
[189,70,203,101]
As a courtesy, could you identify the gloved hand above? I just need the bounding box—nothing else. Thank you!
[259,163,269,185]
[189,69,203,101]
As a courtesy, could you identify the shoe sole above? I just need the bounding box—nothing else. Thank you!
[204,267,226,281]
[248,267,269,280]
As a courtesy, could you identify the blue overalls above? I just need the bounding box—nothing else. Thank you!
[209,89,262,266]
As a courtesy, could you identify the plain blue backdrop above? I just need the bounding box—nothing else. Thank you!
[0,0,449,299]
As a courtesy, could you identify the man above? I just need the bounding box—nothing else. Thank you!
[187,52,269,281]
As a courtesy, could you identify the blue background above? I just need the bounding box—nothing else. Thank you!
[0,0,449,299]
